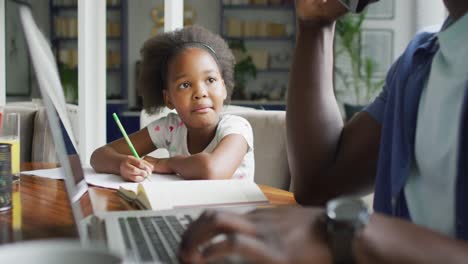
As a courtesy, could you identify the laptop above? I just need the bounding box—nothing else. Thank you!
[18,5,253,263]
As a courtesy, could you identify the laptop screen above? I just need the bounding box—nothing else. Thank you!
[19,5,94,235]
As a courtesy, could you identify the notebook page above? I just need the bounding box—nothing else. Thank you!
[142,180,269,210]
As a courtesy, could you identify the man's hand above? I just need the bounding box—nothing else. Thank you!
[119,155,153,182]
[295,0,349,26]
[179,207,332,264]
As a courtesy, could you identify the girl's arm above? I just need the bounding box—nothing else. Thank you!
[146,134,249,180]
[90,128,156,180]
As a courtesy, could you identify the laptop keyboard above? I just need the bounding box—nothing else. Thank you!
[118,215,193,263]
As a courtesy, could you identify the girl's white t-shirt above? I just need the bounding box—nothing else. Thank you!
[146,113,254,180]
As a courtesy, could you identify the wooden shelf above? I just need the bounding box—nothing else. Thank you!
[224,36,294,41]
[107,68,122,73]
[63,67,122,73]
[222,4,294,10]
[230,100,286,110]
[231,100,285,105]
[256,68,290,73]
[51,5,122,11]
[53,37,121,41]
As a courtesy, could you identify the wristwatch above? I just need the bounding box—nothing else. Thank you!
[325,196,369,264]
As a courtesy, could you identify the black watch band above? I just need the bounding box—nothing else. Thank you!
[325,197,369,264]
[327,221,356,264]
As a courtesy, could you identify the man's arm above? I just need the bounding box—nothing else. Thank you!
[179,208,468,264]
[287,0,381,205]
[354,213,468,263]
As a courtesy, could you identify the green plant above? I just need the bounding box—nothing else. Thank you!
[334,12,384,105]
[58,63,78,104]
[228,39,257,100]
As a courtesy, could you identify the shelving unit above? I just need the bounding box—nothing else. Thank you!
[49,0,128,101]
[49,0,130,142]
[220,0,296,110]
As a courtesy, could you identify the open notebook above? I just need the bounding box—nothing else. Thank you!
[119,180,268,210]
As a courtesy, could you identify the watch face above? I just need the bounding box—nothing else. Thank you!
[326,197,368,221]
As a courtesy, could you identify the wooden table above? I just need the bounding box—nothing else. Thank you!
[0,163,296,244]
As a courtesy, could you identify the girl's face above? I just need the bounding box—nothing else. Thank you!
[164,47,227,130]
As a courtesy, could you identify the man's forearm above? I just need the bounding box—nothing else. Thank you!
[287,21,344,205]
[354,213,468,264]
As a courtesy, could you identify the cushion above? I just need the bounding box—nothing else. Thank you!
[229,110,291,191]
[31,104,80,163]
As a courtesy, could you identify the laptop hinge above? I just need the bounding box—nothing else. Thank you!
[87,215,108,247]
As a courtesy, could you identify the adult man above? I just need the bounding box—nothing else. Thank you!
[179,0,468,263]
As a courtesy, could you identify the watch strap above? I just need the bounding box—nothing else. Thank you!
[327,221,356,263]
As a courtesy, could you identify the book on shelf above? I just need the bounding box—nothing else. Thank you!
[118,179,269,210]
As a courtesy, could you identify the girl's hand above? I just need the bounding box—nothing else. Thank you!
[143,156,174,174]
[119,155,153,182]
[295,0,349,26]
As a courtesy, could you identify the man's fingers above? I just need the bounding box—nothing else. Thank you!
[295,0,348,24]
[202,234,285,264]
[179,210,256,260]
[246,207,292,222]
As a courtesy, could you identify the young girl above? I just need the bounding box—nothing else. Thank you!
[91,25,254,182]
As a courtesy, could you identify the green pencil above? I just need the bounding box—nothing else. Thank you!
[113,112,150,181]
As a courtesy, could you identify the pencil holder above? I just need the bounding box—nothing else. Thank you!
[0,143,12,211]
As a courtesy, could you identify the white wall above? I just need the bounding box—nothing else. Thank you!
[164,0,183,32]
[415,0,447,32]
[5,0,50,100]
[363,0,446,61]
[362,1,414,65]
[78,0,107,164]
[0,0,5,106]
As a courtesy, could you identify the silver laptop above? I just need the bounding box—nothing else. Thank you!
[18,5,252,263]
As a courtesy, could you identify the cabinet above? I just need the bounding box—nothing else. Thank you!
[49,0,128,102]
[220,0,295,110]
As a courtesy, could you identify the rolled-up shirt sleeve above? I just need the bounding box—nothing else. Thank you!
[363,55,402,124]
[364,86,387,124]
